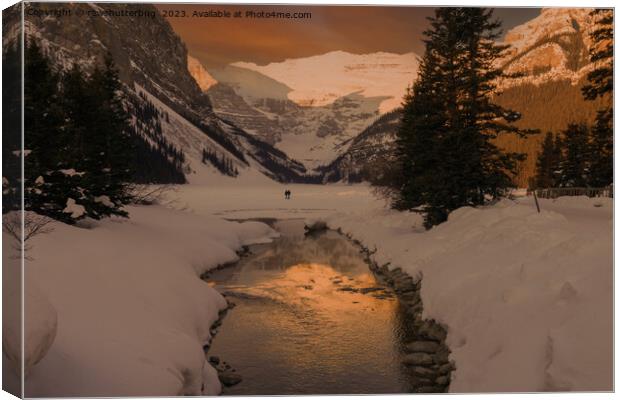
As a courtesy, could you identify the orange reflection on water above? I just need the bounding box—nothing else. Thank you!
[243,262,395,315]
[207,224,410,394]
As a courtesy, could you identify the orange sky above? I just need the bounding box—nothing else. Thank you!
[158,5,541,69]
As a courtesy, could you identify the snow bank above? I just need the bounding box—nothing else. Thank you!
[23,279,58,377]
[3,230,58,385]
[325,197,612,392]
[23,205,278,397]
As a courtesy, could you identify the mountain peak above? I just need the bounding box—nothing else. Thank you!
[187,55,217,92]
[232,50,419,112]
[499,7,594,88]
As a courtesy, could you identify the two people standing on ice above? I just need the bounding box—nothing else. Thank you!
[284,189,292,200]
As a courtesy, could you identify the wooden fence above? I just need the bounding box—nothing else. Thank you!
[532,186,614,199]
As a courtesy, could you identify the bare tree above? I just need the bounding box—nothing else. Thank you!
[3,212,54,254]
[127,184,177,206]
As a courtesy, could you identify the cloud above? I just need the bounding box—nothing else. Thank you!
[159,5,540,69]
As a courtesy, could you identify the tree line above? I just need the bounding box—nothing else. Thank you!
[2,40,198,223]
[534,9,613,190]
[492,79,606,187]
[3,40,134,224]
[129,91,187,184]
[383,8,612,229]
[201,147,239,177]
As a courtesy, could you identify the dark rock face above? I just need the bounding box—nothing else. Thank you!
[208,83,284,145]
[24,3,211,118]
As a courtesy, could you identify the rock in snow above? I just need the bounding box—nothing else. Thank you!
[218,371,243,387]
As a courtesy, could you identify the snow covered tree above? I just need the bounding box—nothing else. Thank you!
[23,40,85,223]
[394,8,535,228]
[21,42,135,224]
[582,9,613,187]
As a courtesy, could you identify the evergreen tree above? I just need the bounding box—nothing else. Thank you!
[582,9,613,187]
[588,109,613,186]
[558,123,591,187]
[20,42,135,223]
[62,63,94,170]
[23,40,84,223]
[534,132,563,188]
[83,54,134,218]
[551,134,565,186]
[394,8,534,228]
[582,9,613,101]
[459,8,534,198]
[2,42,22,213]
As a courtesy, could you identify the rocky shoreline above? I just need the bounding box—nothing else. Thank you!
[306,221,455,393]
[200,253,248,392]
[370,261,455,393]
[200,295,244,391]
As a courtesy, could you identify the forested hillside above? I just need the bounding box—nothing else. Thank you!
[494,79,607,187]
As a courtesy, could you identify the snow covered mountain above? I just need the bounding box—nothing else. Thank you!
[13,4,600,186]
[197,52,419,169]
[498,8,594,88]
[320,8,602,185]
[15,3,309,184]
[317,110,402,183]
[233,51,419,113]
[197,8,597,178]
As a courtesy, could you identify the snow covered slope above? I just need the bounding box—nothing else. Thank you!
[201,51,418,169]
[322,195,612,392]
[318,109,402,183]
[136,82,312,184]
[23,205,278,396]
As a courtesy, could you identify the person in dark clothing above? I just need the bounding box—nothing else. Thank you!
[284,189,289,199]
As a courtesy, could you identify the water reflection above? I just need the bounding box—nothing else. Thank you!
[206,220,414,395]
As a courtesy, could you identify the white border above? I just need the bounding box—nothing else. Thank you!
[0,1,616,400]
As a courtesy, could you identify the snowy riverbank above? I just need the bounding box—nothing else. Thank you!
[11,183,613,394]
[321,195,613,392]
[16,205,278,397]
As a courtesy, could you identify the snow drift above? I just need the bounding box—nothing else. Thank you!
[21,205,278,397]
[3,225,58,385]
[323,196,612,392]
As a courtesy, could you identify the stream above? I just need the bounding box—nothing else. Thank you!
[203,219,440,395]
